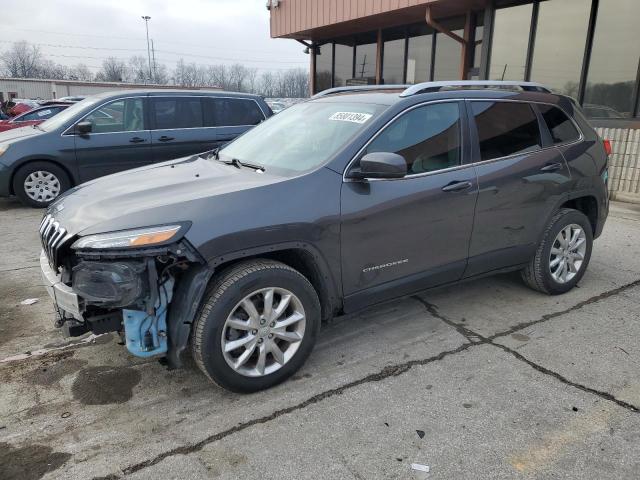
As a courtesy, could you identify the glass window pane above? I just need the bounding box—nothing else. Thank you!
[472,101,541,160]
[315,43,333,93]
[584,0,640,118]
[530,0,590,96]
[538,104,580,145]
[354,33,377,84]
[489,4,533,81]
[365,103,461,174]
[84,98,144,133]
[382,28,406,85]
[472,23,484,78]
[207,98,264,127]
[406,25,433,84]
[152,98,203,130]
[334,40,354,87]
[434,20,463,81]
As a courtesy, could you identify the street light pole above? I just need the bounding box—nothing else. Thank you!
[141,15,152,83]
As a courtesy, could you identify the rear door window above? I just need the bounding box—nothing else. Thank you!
[364,102,462,175]
[537,104,580,145]
[204,98,265,127]
[151,97,203,130]
[471,101,542,161]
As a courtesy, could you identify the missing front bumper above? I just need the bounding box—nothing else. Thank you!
[40,251,83,318]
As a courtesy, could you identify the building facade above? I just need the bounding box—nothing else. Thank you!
[0,77,221,103]
[269,0,640,203]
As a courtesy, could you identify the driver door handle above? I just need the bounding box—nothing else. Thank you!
[158,135,175,142]
[442,180,473,192]
[129,137,146,143]
[540,162,562,172]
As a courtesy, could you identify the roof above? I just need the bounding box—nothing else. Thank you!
[269,0,487,40]
[88,89,263,100]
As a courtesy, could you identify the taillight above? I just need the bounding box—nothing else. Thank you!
[603,139,612,156]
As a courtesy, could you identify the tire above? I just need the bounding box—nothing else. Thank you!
[521,208,593,295]
[13,161,71,208]
[191,259,321,392]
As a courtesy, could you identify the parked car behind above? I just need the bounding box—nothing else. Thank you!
[0,90,271,207]
[0,104,70,133]
[7,99,41,117]
[39,81,609,392]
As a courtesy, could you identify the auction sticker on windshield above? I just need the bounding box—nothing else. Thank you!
[329,112,373,124]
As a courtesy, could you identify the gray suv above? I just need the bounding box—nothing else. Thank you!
[0,90,271,207]
[39,81,609,392]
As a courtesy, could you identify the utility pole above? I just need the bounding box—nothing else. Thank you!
[141,15,152,83]
[151,39,157,83]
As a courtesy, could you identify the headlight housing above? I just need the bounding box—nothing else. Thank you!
[0,144,9,157]
[72,224,184,250]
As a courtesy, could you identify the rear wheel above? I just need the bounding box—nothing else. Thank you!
[13,161,71,208]
[191,259,321,392]
[521,208,593,295]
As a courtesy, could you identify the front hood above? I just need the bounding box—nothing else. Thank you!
[48,156,284,237]
[0,125,42,143]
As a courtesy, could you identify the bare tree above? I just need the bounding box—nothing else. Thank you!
[37,59,69,80]
[153,63,170,85]
[129,56,149,83]
[68,64,94,82]
[95,57,128,82]
[1,41,43,78]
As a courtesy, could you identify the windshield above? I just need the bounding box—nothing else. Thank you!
[220,101,387,174]
[39,96,102,132]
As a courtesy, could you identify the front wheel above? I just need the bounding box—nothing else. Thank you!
[521,208,593,295]
[13,161,71,208]
[191,259,321,392]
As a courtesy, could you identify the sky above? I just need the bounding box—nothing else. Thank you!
[2,0,309,74]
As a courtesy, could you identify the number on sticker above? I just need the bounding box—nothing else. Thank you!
[329,112,373,124]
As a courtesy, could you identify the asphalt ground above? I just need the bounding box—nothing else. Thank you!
[0,196,639,480]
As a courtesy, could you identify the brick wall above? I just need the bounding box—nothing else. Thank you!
[596,127,640,204]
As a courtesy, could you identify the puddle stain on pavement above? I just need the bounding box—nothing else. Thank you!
[71,366,141,405]
[0,442,72,480]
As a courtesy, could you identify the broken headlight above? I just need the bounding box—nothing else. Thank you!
[72,261,146,307]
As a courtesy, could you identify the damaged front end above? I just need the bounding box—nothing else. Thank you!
[39,215,213,368]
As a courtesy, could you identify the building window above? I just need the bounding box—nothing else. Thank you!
[382,28,406,85]
[489,4,533,81]
[315,43,333,93]
[433,18,464,81]
[353,33,377,84]
[584,0,640,118]
[530,0,591,96]
[334,39,354,87]
[407,25,433,84]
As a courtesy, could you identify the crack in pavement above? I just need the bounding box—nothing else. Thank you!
[0,264,39,273]
[487,278,640,342]
[88,278,639,478]
[93,342,475,479]
[411,294,640,415]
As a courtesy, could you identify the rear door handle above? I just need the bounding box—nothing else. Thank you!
[540,162,562,172]
[442,180,473,192]
[157,135,175,142]
[129,137,146,143]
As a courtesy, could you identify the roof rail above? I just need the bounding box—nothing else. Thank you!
[400,81,552,97]
[312,84,409,99]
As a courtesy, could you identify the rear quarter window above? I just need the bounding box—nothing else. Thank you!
[538,104,580,144]
[204,98,265,127]
[471,101,542,161]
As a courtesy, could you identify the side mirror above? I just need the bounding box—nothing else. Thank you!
[75,121,92,135]
[350,152,407,179]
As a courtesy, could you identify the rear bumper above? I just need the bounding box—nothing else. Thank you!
[40,251,83,318]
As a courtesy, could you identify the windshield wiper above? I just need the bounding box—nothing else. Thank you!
[203,148,265,172]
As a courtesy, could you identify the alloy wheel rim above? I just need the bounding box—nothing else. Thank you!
[221,287,306,377]
[549,223,587,284]
[24,170,60,202]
